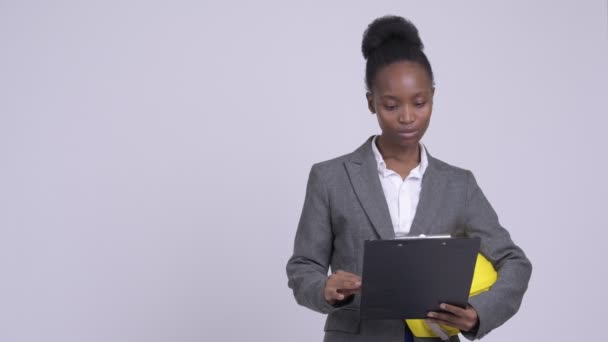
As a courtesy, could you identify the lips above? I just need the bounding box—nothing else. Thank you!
[397,130,418,139]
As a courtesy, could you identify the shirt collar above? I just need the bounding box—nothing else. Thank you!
[371,135,428,179]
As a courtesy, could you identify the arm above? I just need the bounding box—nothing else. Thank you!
[286,164,357,314]
[461,170,533,340]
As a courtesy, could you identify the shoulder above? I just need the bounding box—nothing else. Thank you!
[306,151,355,185]
[312,152,354,171]
[428,153,471,176]
[425,150,477,188]
[307,136,374,178]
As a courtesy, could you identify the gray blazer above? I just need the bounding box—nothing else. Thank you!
[286,135,532,342]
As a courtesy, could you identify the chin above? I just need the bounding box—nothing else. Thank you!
[398,141,419,148]
[394,135,420,146]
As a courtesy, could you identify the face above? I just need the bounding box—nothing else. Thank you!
[366,61,435,148]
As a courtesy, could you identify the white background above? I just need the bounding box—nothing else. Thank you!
[1,1,607,341]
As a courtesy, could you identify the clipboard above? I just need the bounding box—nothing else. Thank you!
[360,236,480,320]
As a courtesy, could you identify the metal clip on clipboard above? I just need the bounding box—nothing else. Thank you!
[394,233,452,240]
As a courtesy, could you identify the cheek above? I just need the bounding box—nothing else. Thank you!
[418,106,432,121]
[375,114,388,129]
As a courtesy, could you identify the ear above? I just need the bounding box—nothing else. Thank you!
[366,92,375,114]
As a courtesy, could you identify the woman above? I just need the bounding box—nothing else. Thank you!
[286,15,532,342]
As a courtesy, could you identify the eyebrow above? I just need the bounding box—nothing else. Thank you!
[379,92,430,100]
[379,95,401,100]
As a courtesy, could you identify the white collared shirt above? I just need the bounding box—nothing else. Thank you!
[371,135,429,236]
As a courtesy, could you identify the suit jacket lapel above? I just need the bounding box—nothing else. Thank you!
[409,153,447,236]
[344,136,395,240]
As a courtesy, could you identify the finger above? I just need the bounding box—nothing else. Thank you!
[331,273,361,288]
[327,288,346,301]
[325,284,348,299]
[427,317,477,332]
[324,279,343,301]
[427,310,477,332]
[333,270,362,282]
[439,303,468,317]
[328,273,352,288]
[337,288,361,297]
[339,286,362,294]
[329,272,361,293]
[426,311,466,327]
[338,278,362,290]
[438,304,478,325]
[328,279,359,299]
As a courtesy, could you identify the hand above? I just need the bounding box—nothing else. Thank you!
[426,303,479,332]
[324,270,362,304]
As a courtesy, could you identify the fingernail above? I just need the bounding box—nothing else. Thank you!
[427,312,435,318]
[440,304,446,310]
[355,281,361,286]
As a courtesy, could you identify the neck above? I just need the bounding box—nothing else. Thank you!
[376,134,421,164]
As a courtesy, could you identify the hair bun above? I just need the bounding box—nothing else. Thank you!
[362,15,423,60]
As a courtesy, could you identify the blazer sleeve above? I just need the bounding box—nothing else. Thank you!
[285,164,354,315]
[461,170,533,340]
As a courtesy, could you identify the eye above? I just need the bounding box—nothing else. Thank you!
[384,105,399,111]
[415,102,427,108]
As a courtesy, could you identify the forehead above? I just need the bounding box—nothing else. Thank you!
[372,61,433,96]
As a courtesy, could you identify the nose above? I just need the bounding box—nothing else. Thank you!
[398,104,415,124]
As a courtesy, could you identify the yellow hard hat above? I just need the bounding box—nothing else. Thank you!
[405,253,498,338]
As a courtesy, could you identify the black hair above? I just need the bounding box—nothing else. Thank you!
[362,15,434,91]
